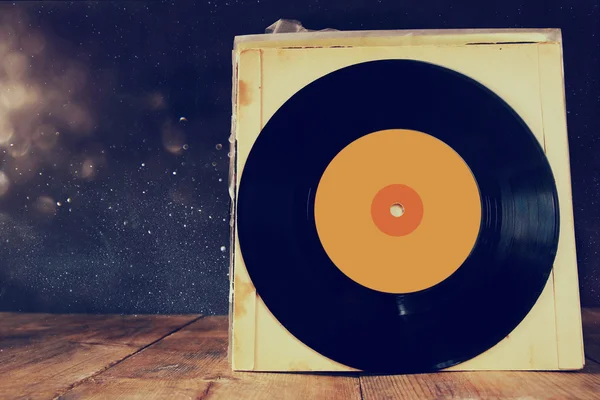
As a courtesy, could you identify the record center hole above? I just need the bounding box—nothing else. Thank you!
[390,203,405,217]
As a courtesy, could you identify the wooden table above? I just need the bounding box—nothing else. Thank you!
[1,310,599,399]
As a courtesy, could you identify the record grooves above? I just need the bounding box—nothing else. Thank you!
[237,60,559,374]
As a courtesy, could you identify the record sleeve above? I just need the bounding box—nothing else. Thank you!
[229,28,584,373]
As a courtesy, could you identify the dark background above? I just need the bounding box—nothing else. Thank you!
[0,0,598,315]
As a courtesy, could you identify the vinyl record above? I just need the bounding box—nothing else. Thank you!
[236,59,559,374]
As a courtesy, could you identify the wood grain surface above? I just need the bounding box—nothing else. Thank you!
[0,310,598,399]
[0,313,201,399]
[60,316,361,400]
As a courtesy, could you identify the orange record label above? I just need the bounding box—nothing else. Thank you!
[314,129,481,294]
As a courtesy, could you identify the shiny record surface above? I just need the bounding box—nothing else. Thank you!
[236,60,559,373]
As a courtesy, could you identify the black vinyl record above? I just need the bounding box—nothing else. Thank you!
[236,59,559,374]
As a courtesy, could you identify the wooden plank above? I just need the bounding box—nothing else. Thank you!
[582,308,600,363]
[360,360,600,400]
[0,313,200,399]
[1,309,598,399]
[60,316,361,400]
